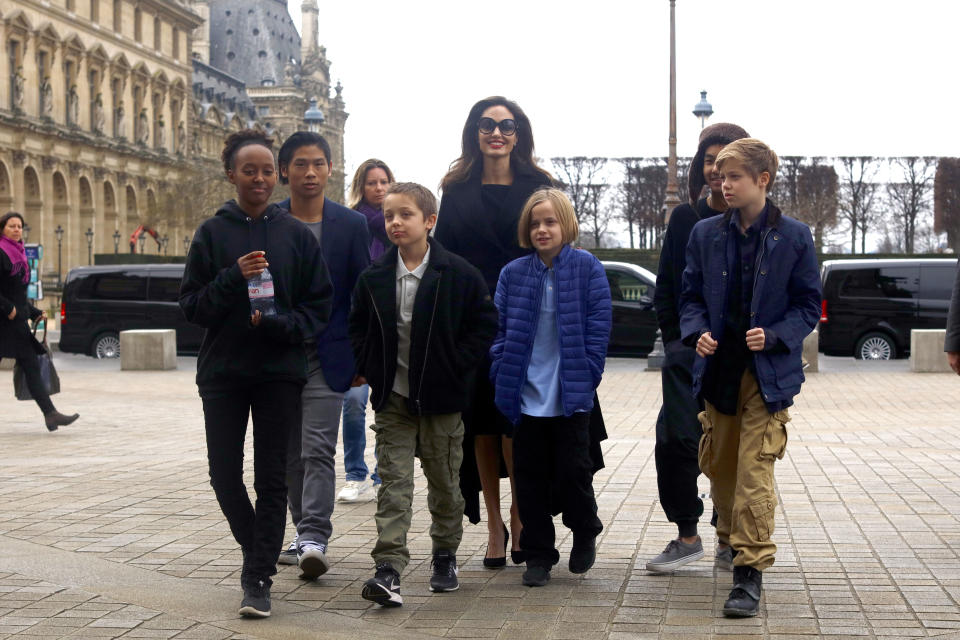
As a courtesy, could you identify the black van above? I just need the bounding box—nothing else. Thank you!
[818,258,958,360]
[58,264,203,358]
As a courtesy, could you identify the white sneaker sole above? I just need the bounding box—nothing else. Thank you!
[298,551,330,579]
[645,549,705,574]
[238,604,270,618]
[361,582,403,607]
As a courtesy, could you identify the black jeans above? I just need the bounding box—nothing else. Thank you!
[201,381,302,585]
[513,412,603,569]
[654,339,705,537]
[15,353,55,415]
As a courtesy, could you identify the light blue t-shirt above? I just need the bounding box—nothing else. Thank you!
[521,269,563,417]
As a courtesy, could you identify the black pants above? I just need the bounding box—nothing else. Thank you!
[201,381,302,585]
[655,339,705,537]
[15,353,55,415]
[513,412,603,569]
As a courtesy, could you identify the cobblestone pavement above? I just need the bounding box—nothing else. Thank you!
[1,353,959,639]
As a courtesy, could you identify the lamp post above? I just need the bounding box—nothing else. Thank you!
[54,224,64,289]
[304,97,324,133]
[161,234,169,256]
[693,90,713,129]
[112,229,121,254]
[649,0,682,372]
[137,233,145,255]
[22,223,30,243]
[85,227,94,265]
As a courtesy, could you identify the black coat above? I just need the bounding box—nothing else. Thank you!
[435,168,553,295]
[348,237,498,415]
[179,201,333,393]
[946,260,960,353]
[654,198,724,344]
[0,251,44,359]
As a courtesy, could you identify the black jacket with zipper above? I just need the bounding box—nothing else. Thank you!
[348,236,498,415]
[179,200,333,394]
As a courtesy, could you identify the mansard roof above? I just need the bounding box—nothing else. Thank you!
[206,0,301,89]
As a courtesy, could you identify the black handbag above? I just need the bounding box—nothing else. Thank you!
[13,321,60,401]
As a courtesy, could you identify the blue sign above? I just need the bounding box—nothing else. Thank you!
[25,243,41,260]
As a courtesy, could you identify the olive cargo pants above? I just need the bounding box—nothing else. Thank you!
[370,392,465,573]
[698,370,789,571]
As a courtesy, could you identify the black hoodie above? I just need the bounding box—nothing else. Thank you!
[179,200,333,393]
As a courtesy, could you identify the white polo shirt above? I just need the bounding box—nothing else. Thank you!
[392,246,431,398]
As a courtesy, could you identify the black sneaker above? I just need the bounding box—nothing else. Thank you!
[361,562,402,607]
[238,578,271,618]
[569,533,597,574]
[723,565,762,617]
[429,550,459,592]
[522,564,550,587]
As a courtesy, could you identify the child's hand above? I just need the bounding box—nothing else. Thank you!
[238,250,268,279]
[746,327,766,351]
[696,331,718,357]
[351,375,367,387]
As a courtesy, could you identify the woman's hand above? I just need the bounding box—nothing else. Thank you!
[250,309,262,327]
[237,251,268,279]
[7,307,15,320]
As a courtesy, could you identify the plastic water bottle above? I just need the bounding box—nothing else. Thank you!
[248,267,277,317]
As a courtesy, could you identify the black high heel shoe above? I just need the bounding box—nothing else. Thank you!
[483,525,508,568]
[511,547,526,565]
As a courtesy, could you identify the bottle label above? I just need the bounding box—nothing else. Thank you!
[248,280,274,299]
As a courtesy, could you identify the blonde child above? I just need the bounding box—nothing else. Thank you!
[489,188,611,586]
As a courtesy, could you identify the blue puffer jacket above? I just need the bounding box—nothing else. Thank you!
[490,244,612,425]
[679,201,822,407]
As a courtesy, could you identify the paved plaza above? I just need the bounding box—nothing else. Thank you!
[1,353,960,639]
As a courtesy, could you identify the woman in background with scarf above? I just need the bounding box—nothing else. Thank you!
[0,211,79,431]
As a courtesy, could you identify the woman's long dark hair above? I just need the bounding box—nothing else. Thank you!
[440,96,552,190]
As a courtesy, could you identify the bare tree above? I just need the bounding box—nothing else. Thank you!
[886,157,936,254]
[616,158,643,248]
[792,158,839,251]
[934,157,960,251]
[550,157,607,227]
[837,156,878,253]
[580,183,611,248]
[770,155,804,215]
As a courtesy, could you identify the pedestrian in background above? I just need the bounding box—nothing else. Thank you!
[0,211,78,431]
[489,188,610,587]
[349,182,498,606]
[646,123,750,574]
[435,96,553,567]
[336,158,396,504]
[680,138,821,617]
[179,130,332,618]
[273,132,370,578]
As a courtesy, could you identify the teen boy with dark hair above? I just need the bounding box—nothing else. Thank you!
[680,138,821,617]
[349,182,498,606]
[275,131,371,578]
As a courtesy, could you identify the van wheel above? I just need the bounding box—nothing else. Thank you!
[92,332,120,359]
[855,332,896,360]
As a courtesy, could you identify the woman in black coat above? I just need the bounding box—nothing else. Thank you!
[435,96,553,567]
[0,211,78,431]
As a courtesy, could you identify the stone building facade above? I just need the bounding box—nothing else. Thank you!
[0,0,348,306]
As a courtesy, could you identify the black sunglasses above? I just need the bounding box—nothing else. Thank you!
[477,117,517,136]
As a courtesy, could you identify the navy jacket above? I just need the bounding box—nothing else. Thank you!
[490,245,612,425]
[280,197,370,392]
[679,201,821,407]
[349,237,498,415]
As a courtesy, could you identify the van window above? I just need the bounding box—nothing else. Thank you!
[838,267,918,299]
[148,275,182,302]
[919,265,957,300]
[78,273,147,300]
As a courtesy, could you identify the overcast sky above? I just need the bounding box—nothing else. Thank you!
[286,0,957,245]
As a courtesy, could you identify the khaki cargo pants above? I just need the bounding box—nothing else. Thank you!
[370,392,465,573]
[698,370,789,571]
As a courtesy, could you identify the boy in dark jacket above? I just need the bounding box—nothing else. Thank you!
[647,122,749,574]
[349,182,498,606]
[680,138,821,618]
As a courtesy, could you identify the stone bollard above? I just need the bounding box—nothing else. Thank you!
[910,329,951,373]
[802,329,819,373]
[120,329,177,371]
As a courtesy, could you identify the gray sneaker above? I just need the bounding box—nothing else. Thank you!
[715,544,734,571]
[298,541,330,579]
[277,535,298,566]
[645,538,704,573]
